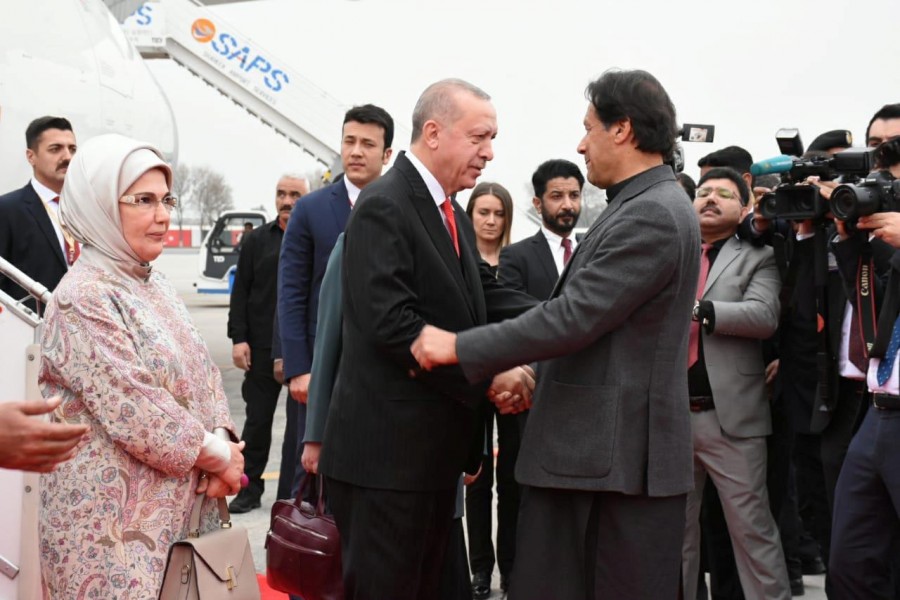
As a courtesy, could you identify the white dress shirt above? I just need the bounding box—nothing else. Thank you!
[31,177,66,256]
[541,225,577,276]
[343,176,362,207]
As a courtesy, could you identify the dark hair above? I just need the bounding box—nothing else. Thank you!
[697,145,754,174]
[675,172,696,199]
[531,159,585,199]
[584,69,678,158]
[343,104,394,150]
[25,116,73,150]
[697,167,750,206]
[866,103,900,144]
[466,181,514,248]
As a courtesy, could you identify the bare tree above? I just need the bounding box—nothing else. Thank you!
[170,163,195,245]
[191,166,235,230]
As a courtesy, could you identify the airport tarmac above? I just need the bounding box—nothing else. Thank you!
[155,248,828,599]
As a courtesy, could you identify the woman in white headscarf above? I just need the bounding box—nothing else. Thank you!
[38,134,246,599]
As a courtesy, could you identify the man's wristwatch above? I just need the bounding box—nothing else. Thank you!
[692,300,701,322]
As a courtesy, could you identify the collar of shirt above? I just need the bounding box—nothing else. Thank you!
[31,177,60,204]
[540,226,576,251]
[343,176,362,206]
[406,151,449,210]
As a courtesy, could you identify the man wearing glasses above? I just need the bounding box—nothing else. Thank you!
[680,167,789,600]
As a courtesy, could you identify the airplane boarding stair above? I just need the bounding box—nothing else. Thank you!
[120,0,343,170]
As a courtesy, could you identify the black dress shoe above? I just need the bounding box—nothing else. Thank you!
[228,489,261,514]
[790,575,805,596]
[801,556,826,575]
[472,571,491,600]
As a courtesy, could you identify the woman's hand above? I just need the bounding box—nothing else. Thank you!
[196,440,245,496]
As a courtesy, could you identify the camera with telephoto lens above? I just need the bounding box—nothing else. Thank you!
[752,146,877,221]
[830,137,900,222]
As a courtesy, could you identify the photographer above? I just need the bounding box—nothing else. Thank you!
[740,133,900,596]
[828,135,900,599]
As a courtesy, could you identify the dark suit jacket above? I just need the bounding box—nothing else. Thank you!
[304,234,344,444]
[0,182,67,304]
[778,232,894,432]
[499,229,558,301]
[318,152,536,492]
[456,165,701,497]
[833,233,899,359]
[278,177,350,381]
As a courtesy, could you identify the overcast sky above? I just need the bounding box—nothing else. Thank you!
[147,0,900,241]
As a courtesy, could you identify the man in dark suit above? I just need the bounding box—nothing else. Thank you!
[227,174,308,513]
[278,103,393,492]
[499,158,584,300]
[412,69,701,599]
[318,79,537,599]
[463,157,584,599]
[680,167,788,600]
[0,116,78,311]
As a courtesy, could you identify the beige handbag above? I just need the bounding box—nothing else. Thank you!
[158,493,260,599]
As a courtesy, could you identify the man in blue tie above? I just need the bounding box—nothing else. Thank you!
[828,130,900,599]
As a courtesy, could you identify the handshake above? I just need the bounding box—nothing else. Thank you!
[411,325,535,414]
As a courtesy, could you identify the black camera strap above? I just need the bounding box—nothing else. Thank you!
[856,247,878,356]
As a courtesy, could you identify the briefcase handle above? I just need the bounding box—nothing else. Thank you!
[187,491,232,538]
[296,473,327,516]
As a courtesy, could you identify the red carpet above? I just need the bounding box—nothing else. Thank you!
[258,573,290,599]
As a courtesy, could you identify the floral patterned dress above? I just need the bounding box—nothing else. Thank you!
[38,260,235,599]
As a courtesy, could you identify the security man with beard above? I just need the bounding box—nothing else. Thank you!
[499,158,584,300]
[227,173,309,512]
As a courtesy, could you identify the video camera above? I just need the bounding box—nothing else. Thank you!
[832,137,900,221]
[667,123,716,173]
[750,129,884,221]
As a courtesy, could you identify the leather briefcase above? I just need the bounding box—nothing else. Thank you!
[265,474,343,599]
[158,493,260,599]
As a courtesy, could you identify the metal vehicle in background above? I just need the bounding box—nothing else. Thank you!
[193,210,267,294]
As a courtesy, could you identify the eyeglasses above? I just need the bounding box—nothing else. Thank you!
[696,186,740,201]
[119,194,178,212]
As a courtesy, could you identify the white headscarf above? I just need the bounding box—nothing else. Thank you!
[59,134,173,281]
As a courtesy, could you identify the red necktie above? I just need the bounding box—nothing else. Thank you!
[562,237,573,267]
[52,196,80,266]
[688,243,713,368]
[441,198,460,257]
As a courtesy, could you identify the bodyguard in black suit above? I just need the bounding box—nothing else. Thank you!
[319,80,536,599]
[498,159,584,301]
[0,116,77,309]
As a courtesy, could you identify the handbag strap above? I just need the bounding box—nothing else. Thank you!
[296,472,327,515]
[188,491,232,538]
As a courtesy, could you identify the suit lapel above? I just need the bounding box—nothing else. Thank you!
[531,230,559,281]
[23,185,67,269]
[327,178,352,231]
[395,155,476,319]
[703,237,741,296]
